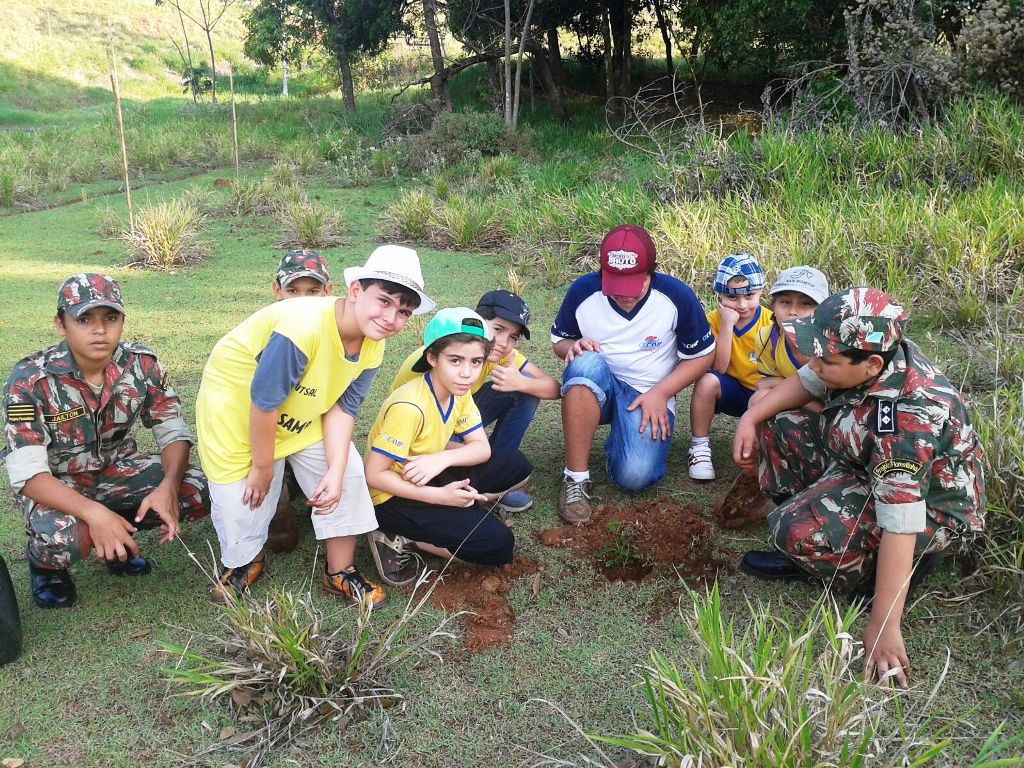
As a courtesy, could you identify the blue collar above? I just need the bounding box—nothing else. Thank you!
[734,305,762,337]
[424,372,453,423]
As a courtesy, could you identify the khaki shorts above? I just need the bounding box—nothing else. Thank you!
[209,442,376,568]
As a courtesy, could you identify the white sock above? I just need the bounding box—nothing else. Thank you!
[564,468,590,483]
[691,436,710,447]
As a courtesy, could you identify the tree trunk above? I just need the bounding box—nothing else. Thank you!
[503,0,513,127]
[282,56,289,97]
[200,2,218,103]
[607,0,631,97]
[529,46,570,123]
[175,2,197,104]
[511,0,538,129]
[546,25,565,89]
[422,0,451,111]
[601,9,614,101]
[651,0,674,75]
[337,49,356,115]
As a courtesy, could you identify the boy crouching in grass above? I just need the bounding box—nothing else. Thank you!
[688,254,773,481]
[733,287,985,688]
[196,246,433,608]
[389,289,559,516]
[364,308,532,588]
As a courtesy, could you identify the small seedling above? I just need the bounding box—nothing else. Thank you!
[598,521,650,569]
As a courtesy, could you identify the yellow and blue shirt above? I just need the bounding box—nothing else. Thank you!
[390,346,528,396]
[755,323,801,379]
[707,305,774,389]
[366,373,483,505]
[197,296,384,484]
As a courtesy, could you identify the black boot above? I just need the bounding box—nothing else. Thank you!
[29,561,77,609]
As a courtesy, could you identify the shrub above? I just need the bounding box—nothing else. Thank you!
[404,111,534,172]
[122,199,208,270]
[379,188,435,242]
[956,0,1024,100]
[277,199,344,248]
[436,195,507,249]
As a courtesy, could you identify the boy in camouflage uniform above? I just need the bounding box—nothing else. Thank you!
[733,287,984,688]
[1,274,208,609]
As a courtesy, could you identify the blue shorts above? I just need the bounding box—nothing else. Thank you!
[709,371,754,417]
[561,351,675,493]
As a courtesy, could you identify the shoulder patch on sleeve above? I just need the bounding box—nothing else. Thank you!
[122,341,158,358]
[873,458,924,478]
[875,399,898,434]
[6,403,36,422]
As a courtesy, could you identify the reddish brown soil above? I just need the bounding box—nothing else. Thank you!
[712,471,770,529]
[538,499,721,585]
[424,557,541,652]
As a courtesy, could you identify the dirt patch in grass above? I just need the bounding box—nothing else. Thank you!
[712,471,770,529]
[425,557,542,653]
[538,499,720,585]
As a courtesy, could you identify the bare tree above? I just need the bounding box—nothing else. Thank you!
[158,0,242,103]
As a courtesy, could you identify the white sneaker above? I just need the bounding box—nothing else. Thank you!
[688,443,716,481]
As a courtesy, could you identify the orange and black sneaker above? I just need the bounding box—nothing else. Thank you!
[209,551,267,604]
[322,565,388,610]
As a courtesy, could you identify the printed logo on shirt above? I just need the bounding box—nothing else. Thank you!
[43,406,87,424]
[277,412,313,434]
[639,335,661,350]
[294,384,318,397]
[872,458,924,479]
[605,250,638,270]
[748,351,757,363]
[382,435,405,448]
[6,403,37,423]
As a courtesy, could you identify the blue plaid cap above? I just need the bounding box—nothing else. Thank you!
[713,254,765,296]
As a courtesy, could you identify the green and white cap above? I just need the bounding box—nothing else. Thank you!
[411,307,491,373]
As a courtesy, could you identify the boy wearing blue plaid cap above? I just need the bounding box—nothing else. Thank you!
[688,254,772,481]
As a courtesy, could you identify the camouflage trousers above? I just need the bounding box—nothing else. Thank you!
[757,409,963,590]
[17,453,209,568]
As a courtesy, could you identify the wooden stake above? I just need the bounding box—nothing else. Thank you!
[108,32,133,231]
[229,64,239,177]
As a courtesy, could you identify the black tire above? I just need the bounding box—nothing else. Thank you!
[0,554,23,665]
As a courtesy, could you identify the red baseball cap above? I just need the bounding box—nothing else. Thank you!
[600,225,656,298]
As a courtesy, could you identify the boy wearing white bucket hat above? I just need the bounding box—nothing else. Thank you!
[196,245,433,609]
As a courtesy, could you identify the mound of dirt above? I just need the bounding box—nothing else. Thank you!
[538,499,720,584]
[712,472,770,529]
[424,558,541,653]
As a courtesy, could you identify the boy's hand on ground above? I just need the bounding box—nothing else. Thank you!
[439,478,486,507]
[627,391,671,440]
[136,481,180,544]
[733,416,759,472]
[489,359,523,392]
[307,473,343,515]
[87,507,140,562]
[564,338,601,363]
[403,453,449,486]
[243,465,273,510]
[863,619,911,689]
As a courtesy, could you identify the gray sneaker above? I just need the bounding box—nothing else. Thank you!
[367,531,422,587]
[558,476,592,524]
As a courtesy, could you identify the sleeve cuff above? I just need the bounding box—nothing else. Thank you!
[152,417,195,452]
[678,341,716,360]
[4,445,51,491]
[797,365,827,399]
[875,500,927,534]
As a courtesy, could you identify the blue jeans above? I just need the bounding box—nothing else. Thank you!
[561,351,674,492]
[473,381,540,453]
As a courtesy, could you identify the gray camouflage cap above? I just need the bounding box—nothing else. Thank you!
[57,273,125,318]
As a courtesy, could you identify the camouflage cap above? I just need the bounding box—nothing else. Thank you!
[57,273,125,319]
[787,287,907,356]
[276,249,330,286]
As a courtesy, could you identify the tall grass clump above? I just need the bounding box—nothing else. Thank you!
[163,577,458,766]
[379,188,434,241]
[277,198,344,248]
[594,584,997,767]
[122,198,208,269]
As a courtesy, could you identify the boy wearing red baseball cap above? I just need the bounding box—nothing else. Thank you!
[551,225,715,523]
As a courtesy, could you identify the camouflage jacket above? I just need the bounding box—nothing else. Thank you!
[797,340,985,535]
[2,341,194,492]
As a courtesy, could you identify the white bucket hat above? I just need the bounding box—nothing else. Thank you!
[343,245,435,315]
[770,266,830,305]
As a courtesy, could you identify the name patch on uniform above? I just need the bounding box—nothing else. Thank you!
[872,459,923,478]
[875,400,897,434]
[43,406,87,424]
[6,403,36,423]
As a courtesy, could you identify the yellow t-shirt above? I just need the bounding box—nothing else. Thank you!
[707,305,774,389]
[197,297,384,484]
[754,323,801,379]
[366,373,483,505]
[390,346,528,396]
